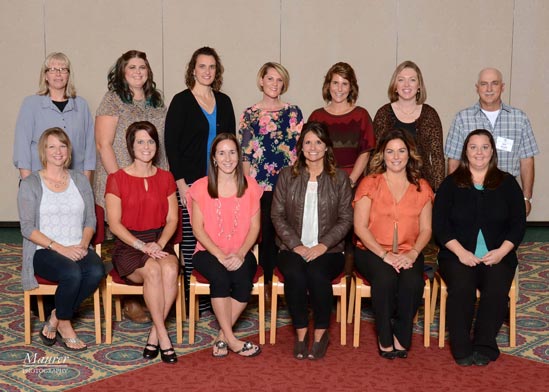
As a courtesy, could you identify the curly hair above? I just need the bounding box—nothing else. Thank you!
[292,122,337,178]
[321,62,359,104]
[185,47,224,91]
[452,129,504,189]
[387,60,427,105]
[107,50,163,107]
[368,129,423,190]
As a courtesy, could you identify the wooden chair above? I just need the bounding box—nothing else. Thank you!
[270,268,349,345]
[351,271,431,348]
[188,245,265,345]
[102,206,185,344]
[431,270,517,348]
[23,205,104,345]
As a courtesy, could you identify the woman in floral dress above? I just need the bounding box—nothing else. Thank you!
[238,62,303,288]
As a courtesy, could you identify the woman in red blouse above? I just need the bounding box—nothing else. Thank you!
[105,121,179,364]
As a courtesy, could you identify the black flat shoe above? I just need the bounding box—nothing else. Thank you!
[378,348,397,360]
[160,347,178,364]
[394,348,408,359]
[308,331,329,360]
[293,331,309,360]
[143,343,159,360]
[455,355,474,367]
[473,351,490,366]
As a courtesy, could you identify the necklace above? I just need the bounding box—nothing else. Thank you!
[216,198,240,240]
[43,172,68,189]
[396,102,418,116]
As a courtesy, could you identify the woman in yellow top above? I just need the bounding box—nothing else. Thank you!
[353,129,433,359]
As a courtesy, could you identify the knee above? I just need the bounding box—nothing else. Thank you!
[161,257,180,282]
[143,261,162,282]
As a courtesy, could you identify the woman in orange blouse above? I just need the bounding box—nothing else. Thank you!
[353,129,433,359]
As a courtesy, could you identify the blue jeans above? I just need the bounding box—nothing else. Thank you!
[33,249,105,320]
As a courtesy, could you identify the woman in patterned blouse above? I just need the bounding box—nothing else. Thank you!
[238,62,303,289]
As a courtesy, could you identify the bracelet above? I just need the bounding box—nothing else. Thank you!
[47,240,55,250]
[381,251,388,260]
[524,197,532,203]
[133,239,145,251]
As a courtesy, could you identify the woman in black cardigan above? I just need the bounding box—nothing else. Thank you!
[165,47,235,311]
[433,129,525,367]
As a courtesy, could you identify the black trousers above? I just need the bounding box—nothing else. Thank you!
[354,248,425,349]
[277,250,344,329]
[438,258,515,360]
[259,191,278,284]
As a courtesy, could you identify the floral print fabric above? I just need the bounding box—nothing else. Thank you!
[238,104,303,191]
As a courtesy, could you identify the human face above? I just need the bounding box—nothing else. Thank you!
[193,55,216,87]
[214,139,239,175]
[44,135,68,168]
[302,131,327,166]
[383,138,409,173]
[133,130,157,163]
[395,68,419,102]
[466,134,493,172]
[476,69,504,110]
[124,58,148,92]
[45,59,69,94]
[329,74,351,104]
[260,67,284,99]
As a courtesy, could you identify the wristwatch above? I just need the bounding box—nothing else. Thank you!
[524,197,532,203]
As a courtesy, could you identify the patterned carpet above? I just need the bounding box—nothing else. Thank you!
[0,242,547,391]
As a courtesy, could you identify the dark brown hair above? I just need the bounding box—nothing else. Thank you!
[452,129,504,189]
[185,47,224,91]
[368,129,423,190]
[107,50,163,107]
[125,121,160,165]
[292,122,337,178]
[321,62,359,104]
[207,133,248,198]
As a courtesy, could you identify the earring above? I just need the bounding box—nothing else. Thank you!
[213,160,218,167]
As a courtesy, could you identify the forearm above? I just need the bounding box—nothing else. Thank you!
[349,152,369,184]
[520,157,534,198]
[412,229,432,254]
[444,239,468,258]
[237,214,260,259]
[192,227,226,261]
[354,225,386,258]
[80,227,95,248]
[447,158,459,174]
[97,145,119,174]
[19,169,31,179]
[83,170,92,180]
[155,220,177,249]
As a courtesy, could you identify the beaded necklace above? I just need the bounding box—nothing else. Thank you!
[216,198,240,240]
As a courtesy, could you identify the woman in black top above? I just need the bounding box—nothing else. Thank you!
[433,129,525,367]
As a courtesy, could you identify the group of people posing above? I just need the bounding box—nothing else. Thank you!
[14,47,537,366]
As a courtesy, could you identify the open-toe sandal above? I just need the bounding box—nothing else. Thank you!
[160,347,178,364]
[39,316,57,346]
[56,332,87,351]
[293,331,309,360]
[308,331,329,360]
[212,340,229,358]
[230,341,261,357]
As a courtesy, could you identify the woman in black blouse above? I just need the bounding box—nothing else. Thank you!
[433,129,525,367]
[165,47,235,312]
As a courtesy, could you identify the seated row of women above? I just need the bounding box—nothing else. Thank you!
[18,120,524,367]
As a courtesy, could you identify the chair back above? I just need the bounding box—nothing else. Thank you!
[92,204,105,246]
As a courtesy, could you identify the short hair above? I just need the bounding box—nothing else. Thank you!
[387,60,427,104]
[37,52,77,99]
[256,62,290,95]
[292,122,337,178]
[321,62,359,104]
[185,47,224,91]
[38,127,72,169]
[452,129,504,189]
[368,128,423,190]
[207,133,248,198]
[125,121,160,165]
[107,50,163,108]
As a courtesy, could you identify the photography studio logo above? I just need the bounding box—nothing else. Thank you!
[22,353,70,374]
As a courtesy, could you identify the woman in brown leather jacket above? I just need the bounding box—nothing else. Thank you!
[271,122,353,360]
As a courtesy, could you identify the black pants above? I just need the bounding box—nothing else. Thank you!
[277,250,344,329]
[259,191,278,284]
[192,250,257,303]
[438,258,515,361]
[354,248,424,349]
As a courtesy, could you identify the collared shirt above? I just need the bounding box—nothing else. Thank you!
[13,95,95,173]
[445,101,538,176]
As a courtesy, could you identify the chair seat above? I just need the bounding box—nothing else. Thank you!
[192,265,264,284]
[35,275,57,285]
[273,268,346,285]
[109,268,141,285]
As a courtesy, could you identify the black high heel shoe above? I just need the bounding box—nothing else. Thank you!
[308,330,329,360]
[143,343,159,360]
[378,347,397,360]
[160,346,178,364]
[293,330,309,360]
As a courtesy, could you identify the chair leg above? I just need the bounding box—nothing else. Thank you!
[269,279,279,345]
[176,276,183,344]
[105,283,113,344]
[423,281,431,348]
[37,296,45,321]
[353,283,362,348]
[94,289,101,344]
[188,281,196,344]
[431,275,439,322]
[347,276,356,324]
[340,282,347,346]
[115,297,122,322]
[439,285,447,348]
[258,278,265,345]
[509,277,517,347]
[24,292,32,345]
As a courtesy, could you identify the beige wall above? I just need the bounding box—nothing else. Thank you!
[2,0,547,221]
